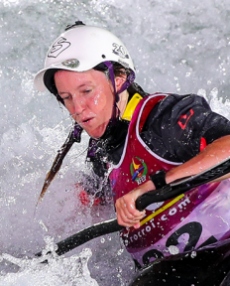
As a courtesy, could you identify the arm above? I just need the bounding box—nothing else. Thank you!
[168,135,230,182]
[115,94,230,228]
[116,135,230,228]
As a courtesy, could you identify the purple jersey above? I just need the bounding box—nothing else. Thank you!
[110,94,230,268]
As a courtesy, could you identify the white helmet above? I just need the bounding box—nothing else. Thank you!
[34,22,135,93]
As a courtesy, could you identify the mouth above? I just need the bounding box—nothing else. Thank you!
[79,117,94,126]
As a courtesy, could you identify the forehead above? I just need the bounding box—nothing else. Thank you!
[54,69,106,85]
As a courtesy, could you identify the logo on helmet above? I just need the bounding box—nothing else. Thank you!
[48,37,71,58]
[62,58,79,68]
[112,43,129,59]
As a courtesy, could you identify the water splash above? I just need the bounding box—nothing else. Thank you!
[0,249,98,286]
[1,0,230,285]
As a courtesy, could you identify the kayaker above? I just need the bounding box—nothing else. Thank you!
[34,21,230,272]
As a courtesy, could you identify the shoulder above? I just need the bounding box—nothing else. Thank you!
[145,93,211,122]
[158,93,211,112]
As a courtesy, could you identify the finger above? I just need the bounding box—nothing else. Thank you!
[117,205,139,226]
[123,203,146,219]
[119,196,138,216]
[118,206,135,223]
[117,214,136,227]
[118,209,145,228]
[121,194,146,217]
[116,197,146,221]
[133,222,141,229]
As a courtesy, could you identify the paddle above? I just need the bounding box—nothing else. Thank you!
[37,123,83,203]
[136,156,230,209]
[36,157,230,257]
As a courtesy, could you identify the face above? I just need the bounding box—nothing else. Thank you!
[54,69,118,138]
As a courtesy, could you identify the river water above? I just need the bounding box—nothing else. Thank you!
[0,0,230,285]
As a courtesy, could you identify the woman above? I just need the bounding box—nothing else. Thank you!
[34,21,230,284]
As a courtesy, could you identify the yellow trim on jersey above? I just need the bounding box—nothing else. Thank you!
[121,93,143,121]
[140,194,185,226]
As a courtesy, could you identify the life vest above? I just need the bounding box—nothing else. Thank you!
[109,93,230,268]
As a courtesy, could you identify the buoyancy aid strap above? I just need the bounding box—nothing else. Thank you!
[121,93,143,121]
[139,94,166,132]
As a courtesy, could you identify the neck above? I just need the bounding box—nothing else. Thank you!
[116,90,129,117]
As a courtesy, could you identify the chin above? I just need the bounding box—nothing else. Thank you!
[85,124,107,139]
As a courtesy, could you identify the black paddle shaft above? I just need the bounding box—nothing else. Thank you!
[135,158,230,211]
[36,219,122,257]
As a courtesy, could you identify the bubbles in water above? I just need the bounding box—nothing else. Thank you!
[190,251,197,259]
[117,249,124,256]
[0,249,98,286]
[168,245,180,255]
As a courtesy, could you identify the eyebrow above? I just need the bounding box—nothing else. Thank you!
[58,81,93,95]
[77,82,93,89]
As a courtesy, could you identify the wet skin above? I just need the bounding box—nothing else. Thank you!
[54,69,116,139]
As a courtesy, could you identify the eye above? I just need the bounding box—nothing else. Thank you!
[83,89,92,94]
[58,93,72,101]
[63,95,71,100]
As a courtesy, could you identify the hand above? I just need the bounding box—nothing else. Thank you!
[115,180,154,229]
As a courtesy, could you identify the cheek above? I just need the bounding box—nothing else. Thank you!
[91,89,113,114]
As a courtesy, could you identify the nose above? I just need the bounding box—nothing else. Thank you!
[71,95,85,117]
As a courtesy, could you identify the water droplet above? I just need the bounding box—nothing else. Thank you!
[168,245,179,255]
[191,251,197,258]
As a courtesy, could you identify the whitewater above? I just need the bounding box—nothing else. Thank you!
[0,0,230,285]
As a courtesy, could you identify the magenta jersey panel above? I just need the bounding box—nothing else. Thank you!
[109,94,230,267]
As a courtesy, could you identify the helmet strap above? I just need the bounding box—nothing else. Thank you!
[103,61,118,101]
[103,61,135,102]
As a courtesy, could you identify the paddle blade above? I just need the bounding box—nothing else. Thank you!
[37,131,75,202]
